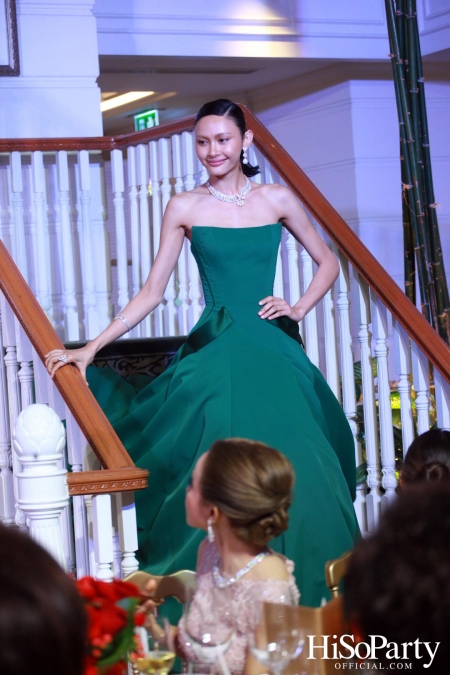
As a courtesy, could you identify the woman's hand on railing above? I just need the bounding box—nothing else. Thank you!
[258,296,305,323]
[45,344,97,383]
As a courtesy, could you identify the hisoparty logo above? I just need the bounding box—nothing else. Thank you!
[306,635,440,669]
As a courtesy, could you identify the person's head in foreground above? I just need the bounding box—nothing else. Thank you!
[344,483,450,673]
[400,427,450,488]
[186,437,294,547]
[0,525,86,675]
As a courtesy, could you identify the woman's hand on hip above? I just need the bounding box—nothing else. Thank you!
[258,296,304,322]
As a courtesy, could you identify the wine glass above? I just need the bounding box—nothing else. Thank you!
[131,614,176,675]
[246,587,304,675]
[180,584,234,675]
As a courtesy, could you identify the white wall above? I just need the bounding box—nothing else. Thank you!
[258,79,450,291]
[0,0,102,138]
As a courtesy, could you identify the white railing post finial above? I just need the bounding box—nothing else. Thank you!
[13,403,69,570]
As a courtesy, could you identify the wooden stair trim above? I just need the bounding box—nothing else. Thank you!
[67,467,149,496]
[0,241,147,487]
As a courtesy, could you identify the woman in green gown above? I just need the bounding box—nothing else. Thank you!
[46,99,359,606]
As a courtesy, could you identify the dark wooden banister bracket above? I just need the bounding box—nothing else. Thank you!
[0,108,448,387]
[0,242,149,493]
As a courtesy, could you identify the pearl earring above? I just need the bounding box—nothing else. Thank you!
[242,148,249,165]
[207,517,215,543]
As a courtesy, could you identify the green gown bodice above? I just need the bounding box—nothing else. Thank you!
[88,224,359,606]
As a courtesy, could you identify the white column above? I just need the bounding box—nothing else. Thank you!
[371,293,396,509]
[137,144,152,337]
[116,491,139,577]
[411,341,431,435]
[32,151,53,323]
[13,404,69,570]
[57,151,80,341]
[92,493,115,582]
[435,370,450,431]
[0,303,14,525]
[10,152,28,280]
[111,149,130,318]
[160,137,178,336]
[393,320,415,456]
[354,272,379,532]
[149,140,165,336]
[300,248,319,367]
[127,146,142,338]
[78,150,99,338]
[172,134,190,335]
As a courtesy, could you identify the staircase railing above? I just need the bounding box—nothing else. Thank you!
[0,109,449,541]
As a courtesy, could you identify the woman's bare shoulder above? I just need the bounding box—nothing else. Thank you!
[249,552,289,581]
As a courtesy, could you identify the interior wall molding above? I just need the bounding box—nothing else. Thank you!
[0,0,20,76]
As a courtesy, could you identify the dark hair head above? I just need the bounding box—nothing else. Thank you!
[0,525,86,675]
[401,428,450,487]
[344,483,450,673]
[200,438,294,546]
[194,99,260,177]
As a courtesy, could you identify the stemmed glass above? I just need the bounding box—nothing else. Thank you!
[246,587,304,675]
[180,584,234,675]
[131,614,176,675]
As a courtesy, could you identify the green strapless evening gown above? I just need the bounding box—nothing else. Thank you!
[88,224,359,606]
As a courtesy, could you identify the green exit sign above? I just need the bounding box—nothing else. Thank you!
[134,109,159,131]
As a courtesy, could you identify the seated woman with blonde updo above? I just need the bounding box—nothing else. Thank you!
[147,438,299,675]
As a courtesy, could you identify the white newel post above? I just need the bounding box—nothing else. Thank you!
[92,493,114,581]
[13,404,69,570]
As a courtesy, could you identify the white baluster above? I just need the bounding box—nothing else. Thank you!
[116,491,139,576]
[13,404,68,569]
[92,493,114,581]
[183,132,202,329]
[10,152,28,280]
[301,248,320,367]
[371,293,397,509]
[411,341,431,435]
[32,151,52,322]
[354,272,379,532]
[160,137,178,336]
[0,295,26,528]
[127,146,141,338]
[57,151,80,341]
[111,149,130,319]
[0,303,14,525]
[78,150,99,338]
[65,409,90,577]
[32,347,50,405]
[137,144,152,337]
[172,134,189,335]
[149,140,166,336]
[393,320,415,456]
[435,370,450,431]
[15,320,34,410]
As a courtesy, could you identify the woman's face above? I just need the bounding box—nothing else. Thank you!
[195,115,244,177]
[185,453,211,529]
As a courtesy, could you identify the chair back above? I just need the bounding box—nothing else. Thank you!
[125,569,196,604]
[325,550,352,598]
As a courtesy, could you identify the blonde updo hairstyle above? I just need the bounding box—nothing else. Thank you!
[200,438,294,547]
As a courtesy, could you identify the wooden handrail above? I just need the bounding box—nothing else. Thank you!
[0,241,149,490]
[0,108,448,389]
[240,105,450,384]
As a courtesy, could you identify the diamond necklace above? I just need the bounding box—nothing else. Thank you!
[212,549,270,588]
[205,177,252,207]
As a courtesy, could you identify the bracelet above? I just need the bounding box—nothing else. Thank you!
[114,313,131,332]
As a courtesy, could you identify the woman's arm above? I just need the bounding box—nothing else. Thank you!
[258,185,339,323]
[45,195,187,381]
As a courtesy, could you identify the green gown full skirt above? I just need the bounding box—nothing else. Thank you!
[88,224,360,607]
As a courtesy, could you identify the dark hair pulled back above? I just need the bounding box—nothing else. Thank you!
[401,428,450,487]
[200,438,294,547]
[195,99,260,178]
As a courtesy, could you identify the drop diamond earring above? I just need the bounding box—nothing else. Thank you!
[207,517,215,543]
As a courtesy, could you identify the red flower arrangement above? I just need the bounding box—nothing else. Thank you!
[76,576,146,675]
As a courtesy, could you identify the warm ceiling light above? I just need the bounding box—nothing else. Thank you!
[101,92,155,112]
